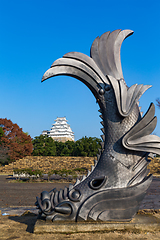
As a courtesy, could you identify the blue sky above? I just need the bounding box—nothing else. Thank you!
[0,0,160,140]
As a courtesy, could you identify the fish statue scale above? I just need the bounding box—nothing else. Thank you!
[36,29,160,222]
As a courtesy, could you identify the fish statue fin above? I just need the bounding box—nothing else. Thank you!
[90,29,133,80]
[90,29,151,117]
[63,52,108,85]
[122,103,160,155]
[109,76,152,116]
[42,52,110,100]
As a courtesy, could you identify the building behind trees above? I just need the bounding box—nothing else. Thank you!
[42,117,74,142]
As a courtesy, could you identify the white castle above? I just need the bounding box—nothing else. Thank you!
[42,117,74,142]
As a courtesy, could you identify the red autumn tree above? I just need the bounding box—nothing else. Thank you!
[0,118,33,163]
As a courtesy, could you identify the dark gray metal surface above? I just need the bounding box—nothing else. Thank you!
[36,29,160,222]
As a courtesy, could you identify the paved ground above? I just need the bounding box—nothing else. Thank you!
[139,176,160,210]
[0,175,69,208]
[0,175,159,209]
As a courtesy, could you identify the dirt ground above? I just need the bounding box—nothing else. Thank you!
[0,212,160,240]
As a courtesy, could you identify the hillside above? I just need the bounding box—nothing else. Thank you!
[0,156,159,175]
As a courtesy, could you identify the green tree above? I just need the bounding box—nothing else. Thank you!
[32,135,102,157]
[74,136,101,157]
[32,135,56,156]
[54,141,64,156]
[0,127,4,138]
[0,126,9,165]
[61,141,75,156]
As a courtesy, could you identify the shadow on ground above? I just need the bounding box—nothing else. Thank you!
[9,213,37,233]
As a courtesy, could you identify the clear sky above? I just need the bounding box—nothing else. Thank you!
[0,0,160,140]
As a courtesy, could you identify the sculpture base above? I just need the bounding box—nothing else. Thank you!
[34,213,160,234]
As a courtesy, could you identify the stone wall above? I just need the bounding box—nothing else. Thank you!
[0,156,159,175]
[0,156,95,174]
[148,157,160,175]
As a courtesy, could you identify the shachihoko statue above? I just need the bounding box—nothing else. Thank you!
[36,29,160,222]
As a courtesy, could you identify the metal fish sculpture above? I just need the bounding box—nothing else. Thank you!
[36,29,160,222]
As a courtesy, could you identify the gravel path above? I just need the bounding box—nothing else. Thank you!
[0,175,159,209]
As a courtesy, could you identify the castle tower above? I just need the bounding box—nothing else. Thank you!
[42,117,74,142]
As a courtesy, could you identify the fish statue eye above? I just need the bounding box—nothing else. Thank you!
[104,85,111,91]
[89,176,107,190]
[68,189,82,202]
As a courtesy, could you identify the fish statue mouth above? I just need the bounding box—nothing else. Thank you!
[36,29,160,222]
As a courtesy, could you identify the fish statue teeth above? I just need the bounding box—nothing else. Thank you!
[36,30,160,222]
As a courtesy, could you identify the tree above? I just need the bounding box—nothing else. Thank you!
[0,127,4,137]
[55,140,75,156]
[0,127,9,165]
[32,135,56,156]
[156,98,160,108]
[0,118,33,164]
[32,135,102,157]
[54,141,64,156]
[74,136,102,157]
